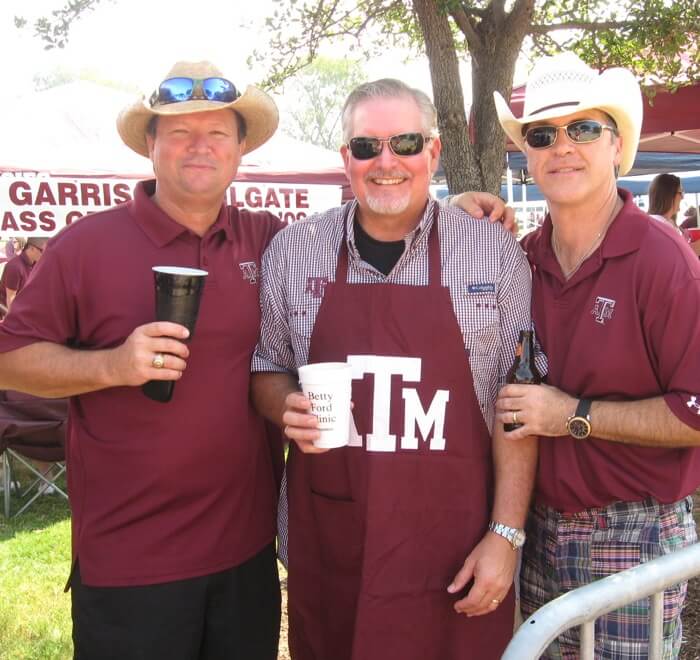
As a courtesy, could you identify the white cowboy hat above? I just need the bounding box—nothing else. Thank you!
[117,60,279,158]
[493,52,643,175]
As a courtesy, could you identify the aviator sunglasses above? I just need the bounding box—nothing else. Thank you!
[523,119,618,149]
[347,133,432,160]
[149,77,240,107]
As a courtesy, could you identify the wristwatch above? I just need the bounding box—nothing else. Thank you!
[488,521,526,550]
[566,398,592,440]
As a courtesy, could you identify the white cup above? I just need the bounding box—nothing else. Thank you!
[297,362,352,449]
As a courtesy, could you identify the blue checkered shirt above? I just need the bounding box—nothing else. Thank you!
[252,198,547,563]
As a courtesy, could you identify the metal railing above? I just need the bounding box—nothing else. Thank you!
[502,542,700,660]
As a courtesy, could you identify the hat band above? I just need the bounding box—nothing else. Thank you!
[529,101,581,117]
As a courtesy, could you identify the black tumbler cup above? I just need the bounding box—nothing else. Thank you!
[142,266,208,403]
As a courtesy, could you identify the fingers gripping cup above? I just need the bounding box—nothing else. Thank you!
[297,362,352,449]
[142,266,208,403]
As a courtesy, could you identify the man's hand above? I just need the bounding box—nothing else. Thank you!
[449,191,517,234]
[282,391,328,454]
[105,321,190,387]
[496,383,577,439]
[448,533,517,617]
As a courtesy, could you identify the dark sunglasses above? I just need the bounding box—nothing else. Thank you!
[523,119,618,149]
[347,133,432,160]
[28,243,44,253]
[149,77,240,107]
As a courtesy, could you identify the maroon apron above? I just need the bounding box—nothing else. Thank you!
[287,206,514,660]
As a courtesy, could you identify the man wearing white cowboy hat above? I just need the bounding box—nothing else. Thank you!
[0,60,509,657]
[0,59,286,659]
[474,52,700,658]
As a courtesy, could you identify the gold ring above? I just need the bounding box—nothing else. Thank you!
[512,411,519,425]
[152,353,165,369]
[491,598,500,605]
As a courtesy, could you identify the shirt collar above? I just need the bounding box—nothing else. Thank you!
[527,188,647,276]
[344,197,436,257]
[129,180,233,247]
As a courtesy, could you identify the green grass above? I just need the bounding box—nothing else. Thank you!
[0,475,73,660]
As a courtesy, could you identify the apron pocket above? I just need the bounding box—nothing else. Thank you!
[310,491,365,571]
[309,448,355,500]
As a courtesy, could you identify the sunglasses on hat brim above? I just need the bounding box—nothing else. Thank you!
[149,77,240,107]
[523,119,618,149]
[347,133,433,160]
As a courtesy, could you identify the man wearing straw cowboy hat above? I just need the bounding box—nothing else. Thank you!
[474,52,700,658]
[0,60,285,658]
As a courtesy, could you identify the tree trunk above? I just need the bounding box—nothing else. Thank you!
[413,0,483,193]
[468,2,533,195]
[414,0,534,195]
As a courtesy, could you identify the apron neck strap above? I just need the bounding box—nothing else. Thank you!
[336,201,441,285]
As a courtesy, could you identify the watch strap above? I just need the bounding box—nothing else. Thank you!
[488,521,525,550]
[575,398,592,419]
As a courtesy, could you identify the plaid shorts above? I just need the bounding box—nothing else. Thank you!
[521,496,697,660]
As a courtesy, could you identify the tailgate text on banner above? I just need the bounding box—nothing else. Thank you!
[0,175,342,237]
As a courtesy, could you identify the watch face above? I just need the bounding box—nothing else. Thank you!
[513,530,526,548]
[568,417,591,439]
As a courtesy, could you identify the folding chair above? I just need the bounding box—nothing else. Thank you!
[0,390,68,517]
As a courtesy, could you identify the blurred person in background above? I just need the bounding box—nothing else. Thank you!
[681,206,698,230]
[648,174,686,234]
[2,237,27,264]
[647,174,700,255]
[0,237,47,316]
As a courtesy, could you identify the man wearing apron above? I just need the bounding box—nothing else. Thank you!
[252,79,544,660]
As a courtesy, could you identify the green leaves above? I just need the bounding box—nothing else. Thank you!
[15,0,106,50]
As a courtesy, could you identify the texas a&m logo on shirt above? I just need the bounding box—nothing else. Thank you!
[591,296,616,325]
[305,276,329,299]
[239,261,258,284]
[346,355,449,452]
[687,396,700,415]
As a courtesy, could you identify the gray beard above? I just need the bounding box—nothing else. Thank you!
[364,192,411,216]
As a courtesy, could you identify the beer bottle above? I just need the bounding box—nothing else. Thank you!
[504,330,542,432]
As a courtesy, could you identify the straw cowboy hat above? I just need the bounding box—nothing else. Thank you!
[117,60,279,158]
[493,52,643,176]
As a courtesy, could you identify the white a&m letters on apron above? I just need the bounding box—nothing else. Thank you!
[347,355,450,452]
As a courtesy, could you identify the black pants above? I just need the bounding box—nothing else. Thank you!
[71,543,280,660]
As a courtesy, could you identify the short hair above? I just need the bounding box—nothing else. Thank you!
[341,79,438,143]
[648,174,682,216]
[26,237,48,251]
[146,110,247,142]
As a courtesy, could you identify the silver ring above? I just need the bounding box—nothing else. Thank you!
[152,353,165,369]
[512,410,519,425]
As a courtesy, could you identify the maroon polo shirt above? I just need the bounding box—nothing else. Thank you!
[522,189,700,512]
[0,181,283,586]
[0,251,33,308]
